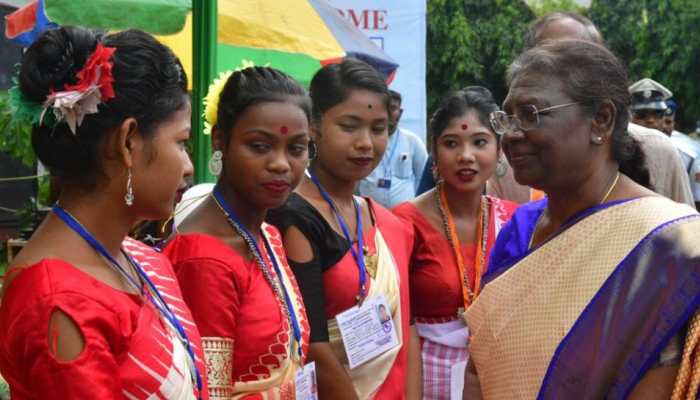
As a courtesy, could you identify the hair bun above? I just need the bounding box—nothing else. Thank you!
[19,26,99,103]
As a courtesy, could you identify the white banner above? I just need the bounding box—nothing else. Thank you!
[328,0,427,142]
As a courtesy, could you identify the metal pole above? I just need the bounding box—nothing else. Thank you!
[191,0,217,183]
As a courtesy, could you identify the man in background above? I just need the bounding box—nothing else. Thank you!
[358,90,428,208]
[663,99,700,209]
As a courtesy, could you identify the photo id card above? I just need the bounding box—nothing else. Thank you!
[335,294,400,369]
[377,178,392,189]
[295,361,318,400]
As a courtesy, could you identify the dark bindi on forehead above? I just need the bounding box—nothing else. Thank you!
[367,104,373,109]
[461,124,468,130]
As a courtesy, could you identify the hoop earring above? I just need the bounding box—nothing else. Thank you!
[125,169,134,206]
[208,150,223,176]
[495,158,508,178]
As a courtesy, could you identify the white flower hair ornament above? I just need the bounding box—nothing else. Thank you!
[40,42,117,134]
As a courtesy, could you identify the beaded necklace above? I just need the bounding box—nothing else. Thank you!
[211,187,303,360]
[435,181,490,314]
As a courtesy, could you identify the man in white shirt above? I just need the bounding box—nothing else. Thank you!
[664,100,700,209]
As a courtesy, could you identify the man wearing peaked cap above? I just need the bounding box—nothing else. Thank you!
[665,98,700,209]
[629,78,673,132]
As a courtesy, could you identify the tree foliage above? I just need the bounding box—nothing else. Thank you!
[428,0,700,133]
[530,0,584,17]
[0,92,34,167]
[589,0,700,132]
[427,0,535,122]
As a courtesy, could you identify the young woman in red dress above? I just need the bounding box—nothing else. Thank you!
[163,67,312,399]
[267,58,421,399]
[392,87,518,399]
[0,27,207,399]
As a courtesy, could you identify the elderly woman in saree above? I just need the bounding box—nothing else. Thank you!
[463,39,700,400]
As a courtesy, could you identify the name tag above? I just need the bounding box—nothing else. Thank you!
[295,361,318,400]
[377,178,392,189]
[335,294,400,369]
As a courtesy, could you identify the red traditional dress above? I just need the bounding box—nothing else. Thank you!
[392,196,517,399]
[0,238,208,400]
[163,223,310,400]
[268,194,413,399]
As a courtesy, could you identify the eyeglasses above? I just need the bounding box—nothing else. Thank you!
[489,102,580,135]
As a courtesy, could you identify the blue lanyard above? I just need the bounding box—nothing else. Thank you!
[212,186,303,358]
[380,130,401,177]
[308,173,367,302]
[52,204,203,397]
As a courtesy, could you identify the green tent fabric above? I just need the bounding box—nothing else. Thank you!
[44,0,190,35]
[217,46,321,88]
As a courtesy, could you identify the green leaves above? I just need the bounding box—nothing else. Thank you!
[589,0,700,132]
[427,0,534,117]
[0,91,35,167]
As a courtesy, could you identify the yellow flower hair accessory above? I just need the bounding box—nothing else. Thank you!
[203,59,262,135]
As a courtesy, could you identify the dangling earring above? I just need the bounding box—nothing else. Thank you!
[431,162,441,182]
[495,157,508,178]
[208,150,223,176]
[308,140,318,160]
[125,169,134,206]
[592,136,604,145]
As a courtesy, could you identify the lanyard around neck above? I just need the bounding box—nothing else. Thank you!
[211,186,303,358]
[52,204,203,397]
[309,173,367,303]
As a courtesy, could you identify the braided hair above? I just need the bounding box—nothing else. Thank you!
[214,66,311,144]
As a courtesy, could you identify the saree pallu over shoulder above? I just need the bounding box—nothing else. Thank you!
[464,196,700,400]
[328,228,404,399]
[229,224,310,400]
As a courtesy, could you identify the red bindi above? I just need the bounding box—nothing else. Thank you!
[461,124,468,130]
[280,126,288,135]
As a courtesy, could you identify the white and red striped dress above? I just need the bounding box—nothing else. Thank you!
[0,238,208,400]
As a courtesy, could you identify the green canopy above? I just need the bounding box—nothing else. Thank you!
[43,0,190,35]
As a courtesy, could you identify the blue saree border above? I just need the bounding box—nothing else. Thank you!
[537,214,700,399]
[484,198,635,284]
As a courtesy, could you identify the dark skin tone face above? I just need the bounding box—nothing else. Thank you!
[501,73,597,191]
[662,114,675,135]
[178,99,310,256]
[631,108,666,132]
[217,100,310,212]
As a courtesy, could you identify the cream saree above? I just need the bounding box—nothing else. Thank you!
[465,196,700,399]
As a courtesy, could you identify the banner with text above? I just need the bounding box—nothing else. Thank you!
[327,0,427,142]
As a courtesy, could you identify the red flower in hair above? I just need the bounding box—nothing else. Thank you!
[63,42,116,100]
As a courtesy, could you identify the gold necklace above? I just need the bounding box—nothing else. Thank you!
[528,171,620,249]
